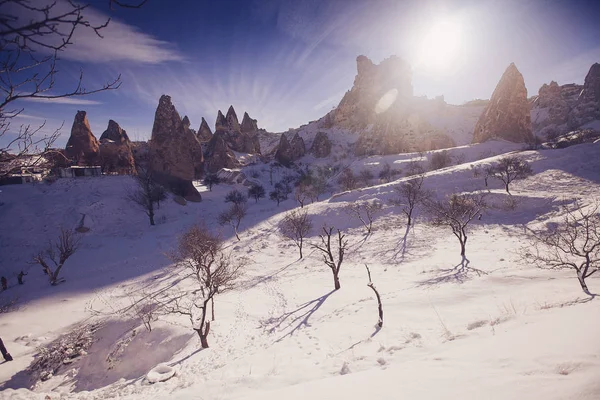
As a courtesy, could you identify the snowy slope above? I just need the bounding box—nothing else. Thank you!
[1,141,599,400]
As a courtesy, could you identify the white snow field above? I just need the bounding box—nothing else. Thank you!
[1,140,599,400]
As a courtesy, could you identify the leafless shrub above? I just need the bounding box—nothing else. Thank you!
[379,162,402,182]
[486,156,533,194]
[311,226,348,290]
[425,193,487,257]
[218,203,248,241]
[338,168,357,191]
[357,168,374,187]
[167,225,244,348]
[429,150,452,171]
[248,184,266,202]
[32,228,81,285]
[279,209,313,259]
[522,201,600,296]
[344,201,383,234]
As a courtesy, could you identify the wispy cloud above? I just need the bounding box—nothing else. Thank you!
[60,7,186,64]
[21,97,103,105]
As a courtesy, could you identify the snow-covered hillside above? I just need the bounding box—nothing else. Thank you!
[1,141,599,400]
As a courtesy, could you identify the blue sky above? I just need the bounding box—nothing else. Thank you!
[6,0,600,148]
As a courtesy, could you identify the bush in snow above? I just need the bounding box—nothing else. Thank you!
[357,168,374,187]
[311,226,348,290]
[522,201,600,297]
[378,162,402,183]
[279,209,313,259]
[338,168,357,191]
[33,227,81,285]
[429,150,452,171]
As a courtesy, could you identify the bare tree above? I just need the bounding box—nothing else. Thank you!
[167,225,243,348]
[128,167,166,226]
[389,175,429,226]
[365,264,383,328]
[248,184,265,203]
[426,193,487,257]
[218,203,247,241]
[523,201,599,296]
[294,184,310,208]
[32,228,81,285]
[280,209,313,259]
[344,201,383,234]
[203,173,220,191]
[0,1,145,176]
[487,156,533,194]
[311,226,348,290]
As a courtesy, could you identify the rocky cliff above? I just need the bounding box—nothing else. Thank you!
[98,120,135,174]
[473,63,533,143]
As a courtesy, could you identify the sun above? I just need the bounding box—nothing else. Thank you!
[416,18,463,70]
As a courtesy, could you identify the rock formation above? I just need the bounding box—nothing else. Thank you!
[328,55,456,155]
[568,63,600,128]
[182,115,191,129]
[334,55,413,130]
[310,131,332,158]
[197,117,213,142]
[473,63,534,143]
[241,112,259,133]
[213,106,261,154]
[149,95,203,201]
[100,120,130,143]
[98,120,135,174]
[275,133,305,166]
[65,111,100,165]
[204,132,239,173]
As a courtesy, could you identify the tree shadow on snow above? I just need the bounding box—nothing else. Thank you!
[260,290,336,342]
[417,256,486,287]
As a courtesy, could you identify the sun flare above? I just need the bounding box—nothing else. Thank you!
[416,18,463,70]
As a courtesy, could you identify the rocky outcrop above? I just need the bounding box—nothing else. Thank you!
[275,133,305,166]
[531,63,600,139]
[100,120,130,143]
[149,95,203,201]
[334,55,413,130]
[213,106,260,154]
[473,63,533,143]
[204,132,239,173]
[98,120,135,174]
[182,115,191,129]
[569,63,600,128]
[310,131,332,158]
[241,112,258,133]
[197,117,213,142]
[65,111,100,165]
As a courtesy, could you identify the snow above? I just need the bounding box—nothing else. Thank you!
[1,140,599,400]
